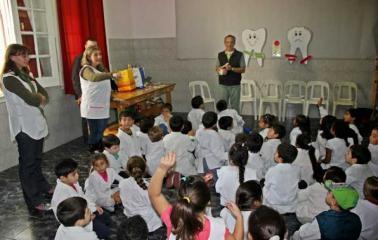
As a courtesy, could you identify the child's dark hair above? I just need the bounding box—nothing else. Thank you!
[216,99,228,112]
[57,197,87,227]
[92,153,109,167]
[102,134,120,149]
[139,117,155,134]
[246,132,263,153]
[169,115,184,132]
[363,176,378,202]
[218,116,233,130]
[148,126,163,142]
[171,176,210,239]
[349,145,371,164]
[229,143,249,184]
[202,111,218,128]
[248,206,287,240]
[296,133,311,150]
[297,133,323,183]
[162,103,173,112]
[332,120,355,147]
[294,114,310,134]
[324,166,346,183]
[117,215,148,240]
[235,133,249,144]
[346,108,357,119]
[260,114,277,128]
[191,96,204,109]
[181,120,193,135]
[127,156,147,190]
[277,143,298,163]
[236,180,262,211]
[320,115,337,140]
[55,158,78,178]
[271,124,286,139]
[119,110,135,120]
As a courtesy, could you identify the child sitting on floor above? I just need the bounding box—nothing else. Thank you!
[248,206,287,240]
[352,176,378,240]
[196,111,228,173]
[293,134,315,186]
[217,99,245,134]
[187,95,205,132]
[290,114,310,146]
[117,110,143,159]
[263,143,301,236]
[146,126,165,176]
[293,180,361,240]
[245,132,264,180]
[85,153,123,212]
[345,144,373,197]
[221,180,262,240]
[368,125,378,176]
[54,197,98,240]
[102,134,128,178]
[258,113,277,139]
[163,115,197,176]
[51,159,110,239]
[148,152,244,240]
[119,156,163,236]
[154,103,172,134]
[344,108,363,144]
[218,116,236,151]
[296,166,346,224]
[216,143,257,206]
[260,124,286,175]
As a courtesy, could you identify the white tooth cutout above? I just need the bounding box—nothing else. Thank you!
[287,26,312,64]
[242,28,266,67]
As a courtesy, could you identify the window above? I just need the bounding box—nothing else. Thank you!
[0,0,61,98]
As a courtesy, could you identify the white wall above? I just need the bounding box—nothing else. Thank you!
[103,0,176,39]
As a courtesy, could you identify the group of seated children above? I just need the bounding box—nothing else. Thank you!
[52,95,378,240]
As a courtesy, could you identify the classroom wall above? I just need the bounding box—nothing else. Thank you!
[0,87,82,171]
[103,0,376,117]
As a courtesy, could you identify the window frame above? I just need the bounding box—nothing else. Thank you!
[3,0,63,90]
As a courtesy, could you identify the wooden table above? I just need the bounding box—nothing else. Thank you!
[111,83,175,111]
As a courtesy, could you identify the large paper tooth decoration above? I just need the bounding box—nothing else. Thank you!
[242,28,266,67]
[286,26,312,64]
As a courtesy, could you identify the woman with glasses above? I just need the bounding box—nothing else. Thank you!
[1,44,52,212]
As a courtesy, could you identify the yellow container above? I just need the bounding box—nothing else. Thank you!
[117,66,136,92]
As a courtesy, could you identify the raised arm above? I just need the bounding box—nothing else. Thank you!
[148,152,176,216]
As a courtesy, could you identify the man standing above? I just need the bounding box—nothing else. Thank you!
[71,39,97,143]
[216,35,246,112]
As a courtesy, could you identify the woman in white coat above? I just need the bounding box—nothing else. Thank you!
[1,44,51,211]
[80,46,119,152]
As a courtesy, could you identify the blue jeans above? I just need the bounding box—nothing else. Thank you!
[87,118,108,145]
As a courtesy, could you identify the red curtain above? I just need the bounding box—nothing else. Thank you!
[56,0,109,94]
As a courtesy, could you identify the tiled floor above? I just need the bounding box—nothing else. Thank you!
[0,116,318,240]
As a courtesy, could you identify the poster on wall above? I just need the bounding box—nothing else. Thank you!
[285,26,313,64]
[242,28,266,67]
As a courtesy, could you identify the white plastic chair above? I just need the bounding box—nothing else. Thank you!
[189,81,216,111]
[332,81,358,116]
[282,80,307,121]
[240,79,259,120]
[258,80,283,121]
[304,81,330,116]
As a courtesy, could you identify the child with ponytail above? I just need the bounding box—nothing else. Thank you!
[119,156,163,235]
[148,152,244,240]
[216,143,257,207]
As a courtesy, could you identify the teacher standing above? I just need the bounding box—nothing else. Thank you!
[1,44,51,212]
[80,46,119,152]
[216,34,246,112]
